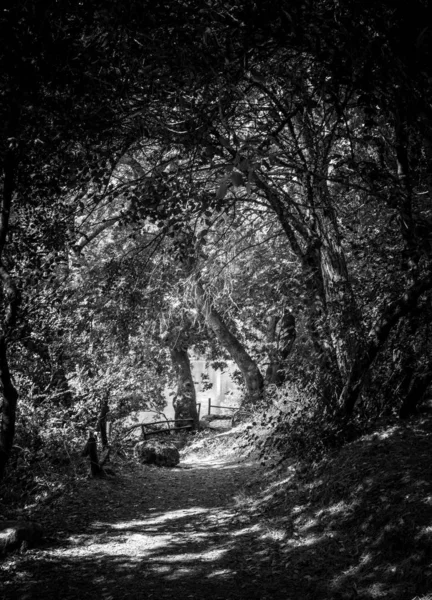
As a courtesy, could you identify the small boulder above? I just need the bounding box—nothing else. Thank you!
[0,520,43,555]
[134,440,180,467]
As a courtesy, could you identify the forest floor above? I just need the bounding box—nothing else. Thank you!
[1,416,432,600]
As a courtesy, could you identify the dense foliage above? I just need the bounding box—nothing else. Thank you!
[1,0,432,488]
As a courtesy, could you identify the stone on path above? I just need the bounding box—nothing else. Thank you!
[134,440,180,467]
[0,520,43,555]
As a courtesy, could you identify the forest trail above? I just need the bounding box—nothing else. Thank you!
[2,454,292,600]
[3,417,432,599]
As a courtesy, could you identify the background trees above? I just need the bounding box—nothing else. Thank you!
[1,0,432,483]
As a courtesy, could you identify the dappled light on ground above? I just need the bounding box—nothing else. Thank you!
[2,418,432,599]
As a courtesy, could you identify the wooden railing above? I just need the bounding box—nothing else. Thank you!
[207,398,237,417]
[122,418,195,440]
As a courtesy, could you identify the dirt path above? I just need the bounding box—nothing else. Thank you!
[5,420,432,599]
[1,455,293,600]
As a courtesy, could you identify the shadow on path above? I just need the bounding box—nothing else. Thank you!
[2,420,432,600]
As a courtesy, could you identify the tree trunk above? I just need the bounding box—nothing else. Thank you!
[257,178,341,391]
[315,184,365,380]
[170,342,199,430]
[399,370,432,419]
[0,338,18,482]
[194,278,264,402]
[265,312,296,385]
[394,103,420,273]
[340,270,432,415]
[0,224,20,484]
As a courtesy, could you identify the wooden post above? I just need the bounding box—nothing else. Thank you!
[81,433,103,477]
[208,398,211,415]
[97,399,110,449]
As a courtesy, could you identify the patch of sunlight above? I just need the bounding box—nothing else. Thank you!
[149,547,228,564]
[57,532,174,558]
[230,524,261,537]
[152,565,172,574]
[377,427,399,439]
[206,569,235,578]
[259,527,287,542]
[297,533,323,546]
[264,473,296,491]
[316,501,349,517]
[291,504,307,515]
[419,525,432,536]
[331,554,377,591]
[105,507,209,529]
[356,552,372,566]
[362,427,399,443]
[207,509,236,522]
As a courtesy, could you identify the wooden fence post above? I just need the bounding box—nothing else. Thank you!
[81,433,104,477]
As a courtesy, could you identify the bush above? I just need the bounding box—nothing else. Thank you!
[242,384,365,464]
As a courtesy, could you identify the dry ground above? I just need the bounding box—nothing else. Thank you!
[1,417,432,599]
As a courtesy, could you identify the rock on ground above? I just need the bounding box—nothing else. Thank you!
[0,520,43,555]
[134,440,180,467]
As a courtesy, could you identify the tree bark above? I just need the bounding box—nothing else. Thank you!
[399,370,432,419]
[0,128,20,482]
[194,278,264,402]
[317,201,363,380]
[0,338,18,482]
[265,312,296,385]
[256,177,342,389]
[394,102,420,273]
[340,270,432,415]
[170,339,199,430]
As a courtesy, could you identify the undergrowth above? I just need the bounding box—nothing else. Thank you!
[230,385,366,466]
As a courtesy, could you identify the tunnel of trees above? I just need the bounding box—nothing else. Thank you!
[1,0,432,482]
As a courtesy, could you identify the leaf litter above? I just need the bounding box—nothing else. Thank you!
[1,416,432,599]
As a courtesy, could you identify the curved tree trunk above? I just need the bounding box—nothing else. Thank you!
[194,278,264,402]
